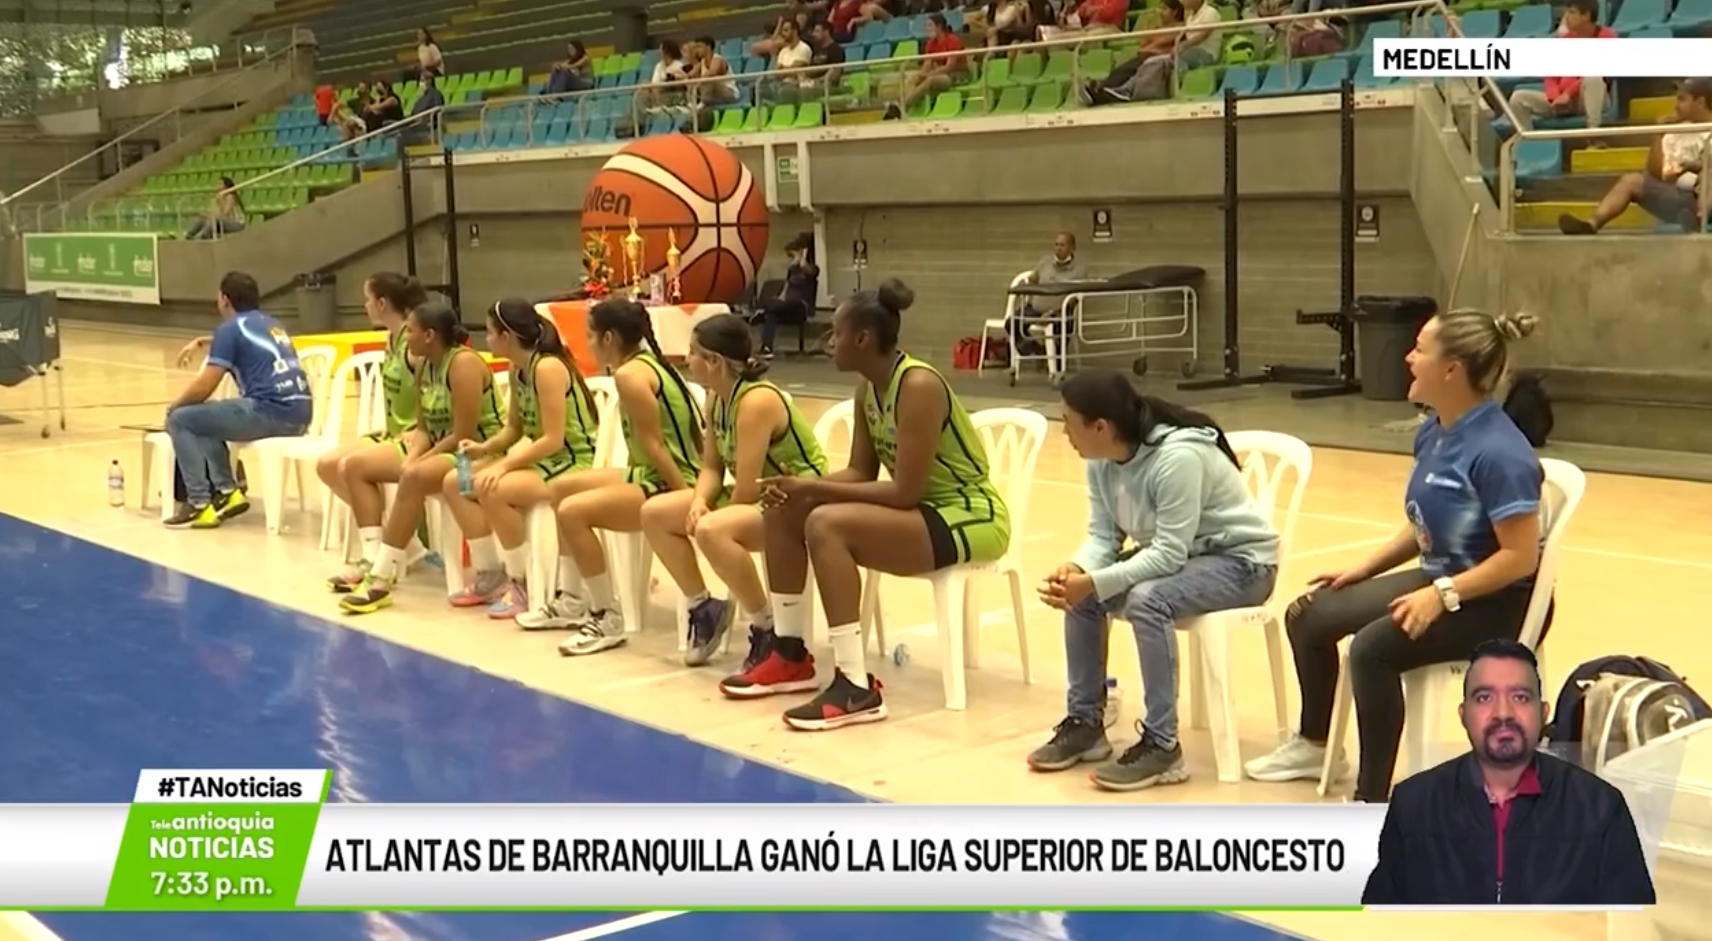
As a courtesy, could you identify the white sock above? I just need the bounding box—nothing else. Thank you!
[686,590,711,607]
[828,622,867,688]
[585,572,616,613]
[745,601,774,628]
[774,593,807,638]
[467,536,501,572]
[501,544,528,581]
[556,556,585,597]
[371,544,406,582]
[358,526,383,564]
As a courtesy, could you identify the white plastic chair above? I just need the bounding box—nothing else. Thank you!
[140,371,239,516]
[515,375,622,612]
[976,270,1031,378]
[1173,430,1313,783]
[605,379,708,634]
[858,407,1048,711]
[301,350,389,552]
[1317,456,1587,795]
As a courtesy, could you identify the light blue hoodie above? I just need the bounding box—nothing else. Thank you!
[1069,423,1281,601]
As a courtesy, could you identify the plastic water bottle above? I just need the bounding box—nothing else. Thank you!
[454,451,475,498]
[106,460,125,508]
[1102,677,1121,729]
[892,643,911,668]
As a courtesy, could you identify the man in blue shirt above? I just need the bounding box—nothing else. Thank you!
[164,271,313,529]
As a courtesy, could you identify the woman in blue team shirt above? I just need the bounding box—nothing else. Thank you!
[1245,309,1544,803]
[1032,370,1279,791]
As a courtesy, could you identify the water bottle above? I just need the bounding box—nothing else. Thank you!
[892,643,911,668]
[454,450,475,498]
[106,460,125,508]
[1102,677,1121,729]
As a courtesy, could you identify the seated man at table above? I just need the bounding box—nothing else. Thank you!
[164,270,314,529]
[1009,231,1088,365]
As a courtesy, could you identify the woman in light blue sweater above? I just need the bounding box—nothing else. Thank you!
[1033,370,1280,792]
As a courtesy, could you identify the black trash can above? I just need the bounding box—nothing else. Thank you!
[295,271,337,334]
[1350,294,1437,402]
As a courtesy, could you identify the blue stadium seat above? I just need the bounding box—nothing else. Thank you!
[1353,55,1396,87]
[1513,139,1563,181]
[1504,4,1554,36]
[855,20,886,44]
[1629,24,1672,36]
[1219,65,1260,96]
[1303,57,1350,91]
[883,18,913,41]
[1258,62,1307,94]
[1354,19,1402,55]
[1458,10,1502,36]
[1669,0,1712,30]
[1614,0,1669,33]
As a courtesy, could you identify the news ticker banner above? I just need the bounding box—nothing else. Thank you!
[1372,38,1712,77]
[0,770,1385,911]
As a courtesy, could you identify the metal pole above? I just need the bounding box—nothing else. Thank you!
[1221,82,1240,380]
[1336,79,1357,386]
[441,149,462,317]
[401,155,419,279]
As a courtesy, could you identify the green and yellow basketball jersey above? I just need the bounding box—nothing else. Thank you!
[379,324,419,437]
[621,350,702,481]
[511,353,600,469]
[712,378,828,479]
[417,347,504,443]
[863,354,1003,508]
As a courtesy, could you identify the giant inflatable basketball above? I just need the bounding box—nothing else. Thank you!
[580,135,769,305]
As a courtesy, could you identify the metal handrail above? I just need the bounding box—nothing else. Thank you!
[0,27,311,209]
[225,104,448,198]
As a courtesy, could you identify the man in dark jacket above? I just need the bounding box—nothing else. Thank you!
[1362,639,1656,906]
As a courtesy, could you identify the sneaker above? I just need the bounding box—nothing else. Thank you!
[485,580,528,620]
[1243,734,1348,783]
[339,576,395,615]
[515,592,591,631]
[683,597,735,667]
[718,646,819,700]
[448,569,509,608]
[557,610,627,656]
[327,561,370,594]
[782,670,887,731]
[1090,730,1190,792]
[1558,213,1597,236]
[1027,716,1114,772]
[739,626,778,675]
[882,103,902,121]
[213,489,250,521]
[164,503,217,529]
[1076,81,1095,106]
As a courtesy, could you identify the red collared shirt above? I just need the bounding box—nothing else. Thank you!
[1486,761,1543,891]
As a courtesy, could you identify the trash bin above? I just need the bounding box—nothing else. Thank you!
[295,271,337,334]
[1350,294,1437,402]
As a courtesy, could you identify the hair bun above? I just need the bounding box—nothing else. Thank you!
[1494,312,1538,341]
[876,278,915,315]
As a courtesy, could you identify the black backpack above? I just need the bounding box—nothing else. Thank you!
[1544,655,1710,766]
[1504,371,1554,447]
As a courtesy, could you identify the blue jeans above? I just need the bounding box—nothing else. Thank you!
[1064,555,1278,746]
[167,399,308,505]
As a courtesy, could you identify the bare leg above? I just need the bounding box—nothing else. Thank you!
[553,480,650,656]
[640,489,707,598]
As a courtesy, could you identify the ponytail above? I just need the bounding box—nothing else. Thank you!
[1060,369,1243,469]
[639,312,704,448]
[492,297,596,416]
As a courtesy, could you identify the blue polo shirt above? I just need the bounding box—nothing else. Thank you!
[1404,400,1541,581]
[207,310,313,425]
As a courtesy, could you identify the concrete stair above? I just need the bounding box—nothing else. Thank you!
[1509,91,1688,232]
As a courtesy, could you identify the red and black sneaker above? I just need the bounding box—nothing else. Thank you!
[718,646,819,700]
[782,670,887,731]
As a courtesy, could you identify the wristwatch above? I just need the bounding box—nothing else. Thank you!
[1433,576,1462,613]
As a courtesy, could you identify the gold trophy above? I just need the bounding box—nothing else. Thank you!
[664,228,683,303]
[622,216,645,297]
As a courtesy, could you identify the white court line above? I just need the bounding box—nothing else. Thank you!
[0,913,67,941]
[0,434,139,457]
[535,911,689,941]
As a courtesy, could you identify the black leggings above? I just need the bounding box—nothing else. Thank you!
[1286,568,1539,802]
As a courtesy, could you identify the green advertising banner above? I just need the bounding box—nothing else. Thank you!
[22,232,160,305]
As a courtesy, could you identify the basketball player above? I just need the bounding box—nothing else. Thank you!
[639,313,829,669]
[340,299,506,614]
[319,272,430,592]
[750,279,1011,730]
[519,298,703,656]
[445,299,602,620]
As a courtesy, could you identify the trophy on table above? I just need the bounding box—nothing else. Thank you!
[664,228,683,304]
[580,230,613,300]
[622,216,645,299]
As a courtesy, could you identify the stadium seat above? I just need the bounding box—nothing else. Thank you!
[1258,62,1307,94]
[1353,56,1396,87]
[1302,57,1350,92]
[1458,10,1503,36]
[1354,19,1402,54]
[1614,0,1668,32]
[1178,67,1218,98]
[1514,139,1564,181]
[1668,0,1712,30]
[1219,65,1260,97]
[1504,4,1555,36]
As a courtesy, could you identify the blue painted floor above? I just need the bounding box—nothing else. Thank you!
[0,515,1304,941]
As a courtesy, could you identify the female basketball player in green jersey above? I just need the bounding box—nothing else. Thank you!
[639,313,829,669]
[341,298,507,614]
[448,298,602,620]
[755,279,1011,730]
[318,272,428,591]
[524,298,703,657]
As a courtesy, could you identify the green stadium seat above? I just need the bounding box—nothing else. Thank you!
[990,85,1030,115]
[928,91,963,119]
[1026,81,1066,112]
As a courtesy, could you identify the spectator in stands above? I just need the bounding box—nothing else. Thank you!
[1055,0,1128,37]
[364,78,403,131]
[772,18,815,70]
[1559,78,1712,235]
[755,234,819,357]
[982,0,1037,50]
[687,36,739,106]
[314,84,335,126]
[1507,0,1610,133]
[331,99,366,141]
[753,12,811,58]
[802,20,847,89]
[642,38,690,108]
[411,70,444,116]
[829,0,890,43]
[1029,372,1278,788]
[415,27,444,79]
[545,40,593,95]
[885,13,965,119]
[1078,0,1184,106]
[1008,231,1086,360]
[163,271,313,529]
[1244,309,1544,804]
[185,176,246,240]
